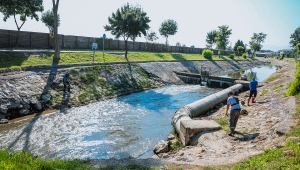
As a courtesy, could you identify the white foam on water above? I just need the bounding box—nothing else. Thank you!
[0,85,219,159]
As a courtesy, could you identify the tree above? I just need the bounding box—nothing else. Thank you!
[41,10,60,37]
[237,46,244,56]
[176,42,181,47]
[104,4,150,77]
[297,42,300,54]
[215,25,232,50]
[246,49,251,55]
[145,31,158,42]
[0,0,44,47]
[159,19,178,46]
[233,40,245,52]
[52,0,60,59]
[249,32,267,57]
[206,30,217,49]
[290,27,300,48]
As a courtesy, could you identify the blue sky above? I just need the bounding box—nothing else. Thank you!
[0,0,299,51]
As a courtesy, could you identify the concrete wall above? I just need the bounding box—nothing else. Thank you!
[0,29,234,55]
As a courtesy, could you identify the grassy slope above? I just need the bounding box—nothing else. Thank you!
[0,52,250,70]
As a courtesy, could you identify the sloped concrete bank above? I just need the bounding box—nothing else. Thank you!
[0,59,267,122]
[137,60,268,84]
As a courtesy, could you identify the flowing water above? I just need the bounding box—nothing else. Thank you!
[0,85,219,160]
[219,65,281,82]
[0,65,279,160]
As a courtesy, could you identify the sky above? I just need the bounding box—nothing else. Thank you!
[0,0,299,51]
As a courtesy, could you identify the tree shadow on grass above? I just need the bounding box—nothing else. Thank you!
[0,52,31,69]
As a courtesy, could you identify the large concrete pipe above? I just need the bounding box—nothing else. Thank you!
[186,84,243,118]
[172,84,243,144]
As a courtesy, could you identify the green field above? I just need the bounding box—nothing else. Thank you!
[0,52,251,70]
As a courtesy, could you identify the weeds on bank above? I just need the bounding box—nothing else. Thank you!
[215,116,230,133]
[264,74,281,83]
[260,89,269,96]
[271,84,284,93]
[169,140,184,152]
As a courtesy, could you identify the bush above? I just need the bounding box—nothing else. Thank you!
[202,49,213,60]
[242,53,247,59]
[229,53,235,59]
[287,62,300,96]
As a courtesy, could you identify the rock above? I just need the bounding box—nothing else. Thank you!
[19,109,30,115]
[0,114,5,119]
[0,105,8,114]
[276,120,294,136]
[34,102,42,111]
[168,134,176,140]
[154,140,169,154]
[0,119,8,124]
[30,98,38,105]
[41,94,51,101]
[168,139,177,146]
[23,104,30,109]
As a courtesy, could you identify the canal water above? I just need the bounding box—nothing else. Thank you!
[0,65,279,160]
[218,65,281,82]
[0,85,219,160]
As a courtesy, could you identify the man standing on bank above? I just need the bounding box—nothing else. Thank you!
[226,91,241,136]
[63,72,71,94]
[247,77,258,106]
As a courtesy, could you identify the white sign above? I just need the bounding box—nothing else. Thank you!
[92,43,98,50]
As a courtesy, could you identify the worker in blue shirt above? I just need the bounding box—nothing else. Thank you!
[248,77,258,106]
[63,72,71,94]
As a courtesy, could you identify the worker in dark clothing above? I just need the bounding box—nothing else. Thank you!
[248,77,258,106]
[63,72,71,94]
[226,91,241,137]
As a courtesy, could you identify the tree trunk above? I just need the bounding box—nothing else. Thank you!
[125,40,133,79]
[53,0,60,59]
[15,29,20,47]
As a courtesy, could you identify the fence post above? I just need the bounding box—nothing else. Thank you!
[48,34,50,49]
[30,32,32,48]
[9,30,11,47]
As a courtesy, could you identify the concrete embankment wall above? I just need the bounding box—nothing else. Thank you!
[137,60,267,84]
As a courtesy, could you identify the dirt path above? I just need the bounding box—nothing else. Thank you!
[161,59,296,167]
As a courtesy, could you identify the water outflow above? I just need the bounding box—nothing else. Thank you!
[0,85,219,160]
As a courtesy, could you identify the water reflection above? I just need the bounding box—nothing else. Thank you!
[219,65,281,82]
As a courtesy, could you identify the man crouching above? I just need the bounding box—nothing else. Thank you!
[225,91,241,136]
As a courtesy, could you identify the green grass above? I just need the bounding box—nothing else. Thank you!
[0,149,156,170]
[215,116,230,133]
[169,140,184,152]
[0,149,95,170]
[260,89,269,96]
[0,52,252,70]
[264,74,281,83]
[271,84,284,93]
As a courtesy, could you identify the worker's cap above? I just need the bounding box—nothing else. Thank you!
[228,91,234,95]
